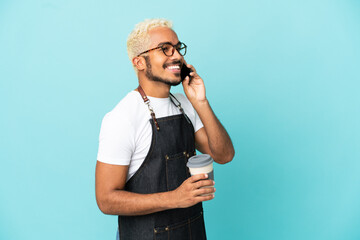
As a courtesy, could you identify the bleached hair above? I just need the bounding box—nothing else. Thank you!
[127,18,173,72]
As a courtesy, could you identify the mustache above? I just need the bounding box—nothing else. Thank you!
[163,60,182,69]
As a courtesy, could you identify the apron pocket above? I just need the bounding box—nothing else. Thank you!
[154,211,205,240]
[165,151,190,191]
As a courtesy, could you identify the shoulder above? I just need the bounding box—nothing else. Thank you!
[106,91,145,119]
[101,91,148,129]
[112,91,143,114]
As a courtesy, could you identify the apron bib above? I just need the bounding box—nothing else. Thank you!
[118,87,206,240]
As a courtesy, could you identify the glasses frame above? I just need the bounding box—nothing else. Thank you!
[137,42,187,57]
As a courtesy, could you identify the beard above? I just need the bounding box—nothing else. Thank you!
[144,56,182,86]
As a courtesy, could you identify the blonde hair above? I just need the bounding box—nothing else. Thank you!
[127,18,173,73]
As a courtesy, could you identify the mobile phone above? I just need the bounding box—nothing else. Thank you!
[181,64,192,81]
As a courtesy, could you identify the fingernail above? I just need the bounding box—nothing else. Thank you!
[213,181,215,185]
[204,173,208,178]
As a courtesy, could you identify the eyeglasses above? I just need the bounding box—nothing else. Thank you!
[137,42,187,57]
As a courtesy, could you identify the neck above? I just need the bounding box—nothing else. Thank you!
[137,75,171,98]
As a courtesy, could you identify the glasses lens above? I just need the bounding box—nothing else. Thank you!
[178,43,186,56]
[161,44,174,56]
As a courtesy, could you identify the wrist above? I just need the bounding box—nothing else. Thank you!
[161,190,178,209]
[191,98,209,110]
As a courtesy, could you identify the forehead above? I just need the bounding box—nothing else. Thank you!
[148,27,179,47]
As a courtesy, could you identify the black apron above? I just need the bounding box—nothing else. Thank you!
[118,88,206,240]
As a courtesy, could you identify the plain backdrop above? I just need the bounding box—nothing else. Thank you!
[1,0,360,239]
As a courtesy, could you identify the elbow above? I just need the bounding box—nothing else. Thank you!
[214,148,235,164]
[96,195,114,215]
[218,156,233,165]
[220,148,235,164]
[99,206,110,215]
[97,198,109,215]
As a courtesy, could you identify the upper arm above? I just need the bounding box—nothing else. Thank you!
[95,161,128,204]
[194,127,212,156]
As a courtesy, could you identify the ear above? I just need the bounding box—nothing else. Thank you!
[132,57,146,71]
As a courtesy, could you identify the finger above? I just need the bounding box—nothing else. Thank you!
[187,65,196,74]
[194,179,215,189]
[182,77,190,89]
[189,72,198,78]
[194,186,216,196]
[195,193,215,202]
[186,76,193,85]
[189,173,209,183]
[187,64,195,71]
[182,76,190,85]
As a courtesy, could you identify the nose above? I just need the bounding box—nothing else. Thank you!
[170,48,183,61]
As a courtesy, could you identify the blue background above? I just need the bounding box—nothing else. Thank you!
[1,0,360,239]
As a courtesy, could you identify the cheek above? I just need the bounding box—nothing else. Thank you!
[147,55,169,72]
[152,60,166,71]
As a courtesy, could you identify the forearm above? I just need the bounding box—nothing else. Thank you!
[96,174,215,216]
[97,189,175,216]
[193,99,235,164]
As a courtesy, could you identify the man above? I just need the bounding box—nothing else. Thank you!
[96,19,235,240]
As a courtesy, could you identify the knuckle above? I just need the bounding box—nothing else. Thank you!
[195,182,203,189]
[204,187,214,193]
[205,188,214,193]
[200,181,210,187]
[208,195,214,200]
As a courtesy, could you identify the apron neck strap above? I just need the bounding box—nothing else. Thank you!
[137,85,160,131]
[137,85,191,130]
[169,93,191,124]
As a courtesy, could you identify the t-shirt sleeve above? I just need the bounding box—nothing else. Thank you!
[97,111,134,165]
[193,109,204,132]
[175,93,204,133]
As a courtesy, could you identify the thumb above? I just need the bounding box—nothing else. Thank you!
[182,76,190,88]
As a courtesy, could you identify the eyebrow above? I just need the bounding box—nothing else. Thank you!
[157,41,181,47]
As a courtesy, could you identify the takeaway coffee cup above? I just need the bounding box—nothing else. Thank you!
[187,154,214,181]
[187,154,214,196]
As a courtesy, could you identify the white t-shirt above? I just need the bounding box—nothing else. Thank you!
[97,91,204,181]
